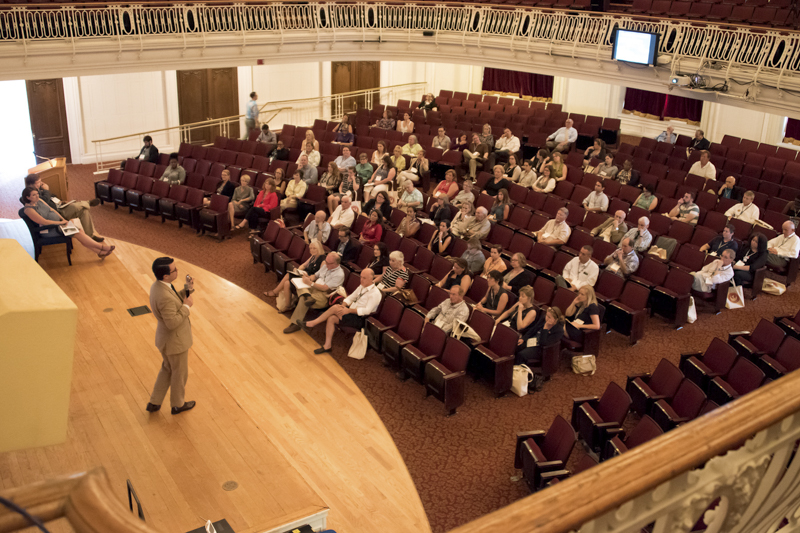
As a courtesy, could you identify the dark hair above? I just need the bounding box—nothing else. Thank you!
[375,190,390,205]
[262,124,269,131]
[169,152,179,161]
[685,190,696,201]
[24,174,39,187]
[250,91,257,98]
[725,223,736,234]
[453,257,468,270]
[491,244,503,253]
[339,228,351,237]
[152,257,174,280]
[595,180,605,189]
[752,232,768,253]
[642,183,655,194]
[143,135,152,143]
[20,186,37,205]
[369,209,384,223]
[439,219,451,228]
[295,169,304,180]
[537,148,550,159]
[488,270,504,283]
[374,242,388,257]
[382,154,394,170]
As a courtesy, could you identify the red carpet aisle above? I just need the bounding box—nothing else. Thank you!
[3,164,800,533]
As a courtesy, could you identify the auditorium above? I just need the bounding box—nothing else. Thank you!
[2,2,800,532]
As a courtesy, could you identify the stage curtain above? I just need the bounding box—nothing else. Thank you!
[624,88,703,123]
[623,88,666,117]
[663,94,703,123]
[482,68,554,98]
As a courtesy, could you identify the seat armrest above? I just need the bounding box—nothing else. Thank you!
[538,470,571,488]
[654,286,678,299]
[728,331,751,343]
[756,355,786,381]
[680,351,701,363]
[515,431,545,469]
[625,373,650,389]
[536,459,565,473]
[573,396,599,405]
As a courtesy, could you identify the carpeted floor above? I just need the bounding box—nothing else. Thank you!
[4,163,800,533]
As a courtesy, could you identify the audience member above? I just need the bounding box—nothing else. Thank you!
[622,217,653,253]
[364,155,396,199]
[604,237,639,278]
[257,124,276,144]
[615,160,639,186]
[767,221,800,268]
[582,138,606,167]
[397,207,421,238]
[687,129,710,155]
[358,210,383,246]
[426,286,469,334]
[460,207,492,241]
[483,165,512,197]
[594,154,619,179]
[329,195,355,230]
[429,220,455,256]
[461,237,486,274]
[378,251,409,295]
[478,123,495,148]
[283,252,345,334]
[533,207,571,248]
[228,175,254,229]
[549,152,568,181]
[503,154,522,183]
[204,169,236,207]
[700,224,738,256]
[495,285,537,335]
[304,130,320,152]
[431,127,451,151]
[160,153,185,185]
[463,133,490,180]
[396,150,428,191]
[590,210,627,244]
[437,257,473,296]
[502,253,534,295]
[688,150,716,181]
[454,134,469,152]
[564,286,601,344]
[518,159,538,189]
[239,179,278,233]
[515,306,565,367]
[557,245,598,290]
[529,165,555,193]
[782,194,800,225]
[488,188,510,223]
[397,112,414,134]
[333,146,356,173]
[365,242,390,280]
[430,196,453,226]
[668,191,700,225]
[270,140,290,162]
[452,180,475,208]
[717,176,742,200]
[481,244,507,279]
[328,166,359,213]
[391,145,406,172]
[298,155,318,185]
[355,153,373,185]
[375,109,396,130]
[280,170,307,212]
[656,126,677,144]
[297,142,321,168]
[475,270,509,318]
[305,211,332,244]
[582,180,609,213]
[319,162,342,196]
[122,135,158,169]
[691,249,735,293]
[372,140,389,166]
[433,169,459,199]
[532,148,551,174]
[266,239,326,311]
[333,129,354,146]
[397,181,423,210]
[402,135,423,158]
[244,92,259,139]
[546,119,577,153]
[25,174,103,242]
[332,114,353,135]
[732,233,768,286]
[451,203,475,238]
[362,190,393,220]
[487,128,520,168]
[334,229,359,262]
[633,183,658,211]
[725,190,760,223]
[418,93,439,111]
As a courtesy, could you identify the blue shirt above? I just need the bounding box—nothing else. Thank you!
[246,99,258,120]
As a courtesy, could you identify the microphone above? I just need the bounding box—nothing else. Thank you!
[184,274,194,297]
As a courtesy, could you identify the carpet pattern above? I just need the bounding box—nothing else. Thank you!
[3,163,800,533]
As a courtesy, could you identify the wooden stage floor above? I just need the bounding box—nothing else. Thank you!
[0,240,430,533]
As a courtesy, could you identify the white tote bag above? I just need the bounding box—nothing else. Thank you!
[687,296,697,323]
[452,319,482,342]
[763,279,787,296]
[511,365,534,397]
[726,280,745,309]
[571,354,596,376]
[347,329,368,360]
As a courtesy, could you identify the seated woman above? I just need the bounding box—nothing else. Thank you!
[402,135,423,158]
[272,168,287,195]
[397,206,421,238]
[502,253,534,295]
[593,153,619,179]
[475,270,509,318]
[418,93,438,111]
[582,138,606,168]
[433,169,460,200]
[549,151,568,182]
[531,165,556,193]
[518,159,537,189]
[430,194,451,221]
[363,155,396,200]
[633,183,658,211]
[355,153,374,186]
[451,202,475,238]
[361,190,393,221]
[280,170,307,212]
[483,165,511,197]
[378,251,410,295]
[564,285,602,344]
[332,114,353,136]
[238,179,279,234]
[229,174,255,230]
[204,169,236,207]
[296,141,321,167]
[429,220,454,256]
[374,109,395,130]
[372,140,389,166]
[391,145,407,172]
[532,148,551,175]
[437,257,472,294]
[503,154,522,183]
[488,188,510,223]
[265,239,325,312]
[304,130,320,152]
[396,149,429,191]
[494,285,537,336]
[732,233,768,286]
[397,112,414,134]
[319,162,342,196]
[515,306,565,366]
[615,159,639,186]
[21,186,115,259]
[358,209,384,247]
[453,134,469,152]
[481,244,507,279]
[461,236,486,274]
[328,166,360,214]
[366,242,390,282]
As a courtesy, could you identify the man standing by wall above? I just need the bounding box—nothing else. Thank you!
[244,91,259,140]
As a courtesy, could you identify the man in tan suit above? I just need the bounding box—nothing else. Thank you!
[146,257,196,415]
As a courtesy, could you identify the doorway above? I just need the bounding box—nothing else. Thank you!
[25,78,71,165]
[0,80,35,185]
[331,61,380,115]
[176,68,239,144]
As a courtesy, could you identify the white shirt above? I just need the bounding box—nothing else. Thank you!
[768,233,800,258]
[688,161,717,180]
[695,259,734,288]
[583,191,609,212]
[562,257,599,290]
[725,202,760,224]
[329,205,355,228]
[344,283,382,316]
[548,127,578,144]
[296,150,321,168]
[494,135,520,153]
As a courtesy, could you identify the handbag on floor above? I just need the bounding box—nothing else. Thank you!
[348,329,368,360]
[394,288,419,305]
[571,354,596,376]
[687,296,697,323]
[726,280,745,309]
[762,279,787,296]
[511,365,534,397]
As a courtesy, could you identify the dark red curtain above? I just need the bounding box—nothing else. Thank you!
[624,87,703,122]
[482,68,554,98]
[786,118,800,139]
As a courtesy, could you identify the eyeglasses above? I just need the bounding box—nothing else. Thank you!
[169,268,178,274]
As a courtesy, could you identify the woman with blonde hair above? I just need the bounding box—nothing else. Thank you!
[391,145,406,172]
[304,129,320,152]
[515,306,566,366]
[266,239,326,311]
[228,174,254,229]
[479,123,494,148]
[502,253,534,295]
[451,202,475,238]
[494,284,538,335]
[564,285,601,343]
[550,151,568,182]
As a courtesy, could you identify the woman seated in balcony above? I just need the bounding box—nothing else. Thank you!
[453,133,469,152]
[582,138,606,168]
[437,257,472,294]
[429,220,455,257]
[204,168,236,207]
[593,153,619,179]
[265,239,325,311]
[361,190,393,221]
[391,145,407,173]
[518,159,537,189]
[633,183,658,211]
[396,149,429,191]
[481,244,507,279]
[396,206,421,239]
[372,140,389,166]
[430,196,453,227]
[237,179,278,234]
[21,186,115,259]
[228,174,254,229]
[488,188,510,223]
[494,285,537,335]
[515,306,565,367]
[478,123,494,148]
[397,112,414,134]
[280,170,307,212]
[461,237,486,274]
[504,154,522,183]
[532,165,556,194]
[304,129,320,152]
[332,114,353,135]
[564,285,601,344]
[296,141,321,167]
[502,253,534,295]
[363,155,396,200]
[451,202,475,238]
[319,162,342,196]
[474,270,509,319]
[374,109,396,130]
[418,93,438,111]
[433,169,459,200]
[732,233,768,286]
[271,168,287,195]
[615,159,639,186]
[532,148,551,175]
[358,209,384,247]
[328,166,360,213]
[366,242,390,281]
[549,151,568,182]
[483,165,511,197]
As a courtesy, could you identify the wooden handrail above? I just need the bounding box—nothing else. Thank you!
[448,369,800,533]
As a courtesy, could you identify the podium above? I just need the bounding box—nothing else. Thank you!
[29,157,68,201]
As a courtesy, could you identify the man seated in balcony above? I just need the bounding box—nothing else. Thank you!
[257,124,276,144]
[725,190,760,224]
[668,192,700,225]
[686,129,710,156]
[329,195,355,231]
[160,153,186,185]
[121,135,159,170]
[431,127,451,151]
[556,245,598,290]
[333,129,354,146]
[270,140,290,162]
[452,180,475,209]
[691,249,735,293]
[582,180,609,213]
[460,207,492,241]
[590,210,627,244]
[297,154,318,185]
[396,180,423,210]
[305,210,331,244]
[486,128,521,169]
[687,150,716,182]
[284,253,345,334]
[425,285,470,335]
[717,175,743,201]
[545,119,578,153]
[462,133,490,181]
[296,141,321,168]
[333,146,357,173]
[615,159,640,186]
[655,125,677,144]
[700,224,739,257]
[767,221,800,269]
[603,237,639,278]
[622,217,652,253]
[532,207,571,249]
[24,174,104,242]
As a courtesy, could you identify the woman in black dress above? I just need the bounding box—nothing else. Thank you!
[474,270,509,319]
[429,220,454,257]
[494,285,538,336]
[732,233,768,286]
[502,253,534,296]
[564,286,602,344]
[437,257,472,295]
[515,306,566,366]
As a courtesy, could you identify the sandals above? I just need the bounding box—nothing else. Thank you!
[98,244,115,259]
[264,290,277,297]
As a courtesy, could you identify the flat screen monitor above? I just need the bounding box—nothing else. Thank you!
[612,29,659,66]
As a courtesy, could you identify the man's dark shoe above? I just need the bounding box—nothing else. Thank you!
[171,401,196,415]
[89,198,101,207]
[284,324,301,334]
[145,403,161,412]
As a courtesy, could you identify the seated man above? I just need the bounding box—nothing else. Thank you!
[462,134,489,180]
[297,154,318,185]
[24,173,103,242]
[402,135,423,158]
[700,223,738,257]
[546,119,577,153]
[270,140,290,161]
[296,142,321,168]
[257,124,277,144]
[533,207,571,249]
[121,135,158,169]
[656,125,677,144]
[724,190,760,224]
[451,180,475,209]
[687,129,711,156]
[425,285,470,334]
[431,127,451,151]
[691,249,735,293]
[332,129,354,146]
[668,192,700,225]
[301,268,382,354]
[622,217,652,253]
[460,206,492,241]
[717,175,743,200]
[557,245,598,290]
[304,210,331,244]
[582,180,609,213]
[603,237,639,278]
[160,153,186,185]
[284,252,345,334]
[396,180,423,210]
[767,221,800,269]
[687,150,716,181]
[329,195,355,230]
[334,228,360,263]
[615,160,640,186]
[333,146,357,173]
[590,210,627,244]
[486,128,521,169]
[355,153,373,185]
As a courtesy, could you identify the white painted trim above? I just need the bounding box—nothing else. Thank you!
[263,508,328,533]
[61,76,84,165]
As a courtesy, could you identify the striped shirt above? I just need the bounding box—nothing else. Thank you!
[381,266,409,290]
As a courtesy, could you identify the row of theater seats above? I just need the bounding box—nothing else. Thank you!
[514,309,800,493]
[612,0,795,27]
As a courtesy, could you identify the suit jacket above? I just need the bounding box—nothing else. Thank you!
[138,144,160,164]
[218,181,237,199]
[150,280,192,355]
[591,219,628,244]
[336,238,360,263]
